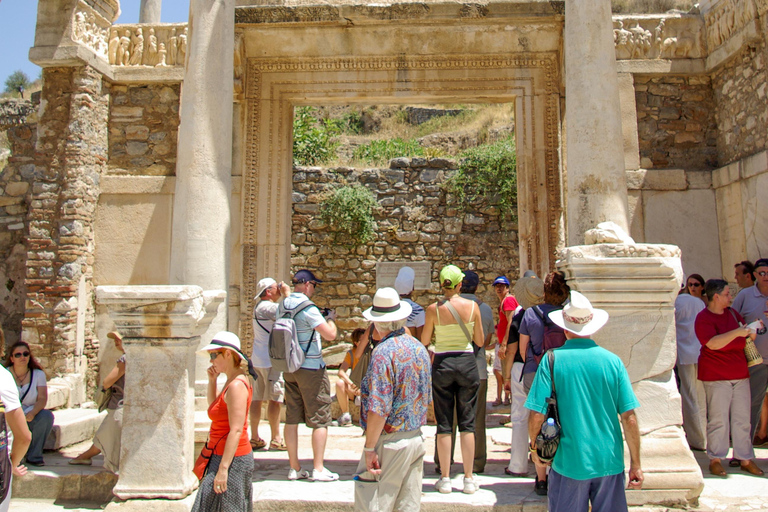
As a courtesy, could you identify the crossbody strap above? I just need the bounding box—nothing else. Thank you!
[727,307,744,327]
[444,300,473,344]
[548,351,557,400]
[19,369,36,404]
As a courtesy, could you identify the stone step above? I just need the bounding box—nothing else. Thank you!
[44,408,107,451]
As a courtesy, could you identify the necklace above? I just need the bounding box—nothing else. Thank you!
[13,367,30,385]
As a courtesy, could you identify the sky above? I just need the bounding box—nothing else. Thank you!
[0,0,190,89]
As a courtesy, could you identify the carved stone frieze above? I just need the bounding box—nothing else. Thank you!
[107,24,188,67]
[72,1,112,58]
[83,0,120,23]
[349,3,430,20]
[459,4,489,19]
[613,16,704,60]
[235,6,340,24]
[705,0,758,50]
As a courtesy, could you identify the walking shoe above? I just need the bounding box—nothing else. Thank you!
[311,467,339,482]
[68,458,92,466]
[504,467,527,477]
[287,467,310,480]
[754,435,768,447]
[435,477,452,494]
[463,475,478,494]
[338,412,352,427]
[534,478,548,496]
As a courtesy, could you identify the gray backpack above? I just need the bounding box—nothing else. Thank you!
[269,300,316,373]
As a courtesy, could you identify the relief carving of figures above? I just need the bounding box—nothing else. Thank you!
[706,0,758,50]
[167,28,178,66]
[72,7,110,57]
[176,30,187,67]
[146,28,158,66]
[128,28,144,66]
[615,17,701,60]
[117,29,132,66]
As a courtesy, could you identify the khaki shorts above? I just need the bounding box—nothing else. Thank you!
[283,368,332,428]
[252,367,285,402]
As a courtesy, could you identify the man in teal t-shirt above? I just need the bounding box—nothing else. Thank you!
[525,291,643,512]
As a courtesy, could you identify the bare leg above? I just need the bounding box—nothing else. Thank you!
[437,433,452,478]
[336,380,349,414]
[268,400,283,443]
[493,369,503,404]
[73,444,101,460]
[311,427,328,472]
[459,431,475,479]
[250,400,264,442]
[759,394,768,438]
[536,462,547,484]
[285,423,300,471]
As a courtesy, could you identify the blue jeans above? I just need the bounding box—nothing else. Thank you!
[548,468,627,512]
[26,409,54,464]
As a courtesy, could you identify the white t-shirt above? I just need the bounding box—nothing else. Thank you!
[675,294,707,365]
[0,366,19,512]
[252,300,280,368]
[18,369,46,415]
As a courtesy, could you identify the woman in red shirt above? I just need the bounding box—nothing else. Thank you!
[193,331,256,512]
[695,279,763,477]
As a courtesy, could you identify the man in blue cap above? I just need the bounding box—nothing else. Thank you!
[281,269,339,482]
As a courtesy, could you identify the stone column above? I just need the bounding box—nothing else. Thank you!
[170,0,235,381]
[139,0,163,23]
[558,244,704,505]
[564,0,630,245]
[97,285,225,507]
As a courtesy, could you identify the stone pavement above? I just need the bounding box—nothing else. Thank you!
[12,410,768,511]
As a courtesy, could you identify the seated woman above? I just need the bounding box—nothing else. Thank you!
[193,331,256,512]
[335,327,367,427]
[5,341,53,466]
[69,331,126,471]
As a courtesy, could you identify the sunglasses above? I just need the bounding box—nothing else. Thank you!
[13,352,30,358]
[209,351,224,361]
[758,271,768,277]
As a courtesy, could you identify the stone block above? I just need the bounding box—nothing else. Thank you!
[742,150,768,179]
[125,126,150,141]
[5,181,29,196]
[712,161,740,189]
[632,370,682,434]
[643,169,686,190]
[44,408,107,450]
[686,170,712,189]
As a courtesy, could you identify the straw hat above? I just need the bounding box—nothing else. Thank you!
[512,276,544,311]
[363,287,413,322]
[548,291,609,337]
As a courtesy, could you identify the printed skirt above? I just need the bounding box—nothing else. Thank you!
[191,453,254,512]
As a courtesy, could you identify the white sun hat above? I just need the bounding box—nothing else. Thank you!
[363,287,413,322]
[548,291,609,337]
[198,331,247,359]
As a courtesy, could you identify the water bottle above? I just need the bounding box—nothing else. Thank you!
[541,417,559,440]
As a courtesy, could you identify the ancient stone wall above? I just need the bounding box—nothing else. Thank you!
[23,66,109,391]
[634,75,719,170]
[291,158,518,340]
[710,12,768,166]
[0,124,36,351]
[107,83,180,176]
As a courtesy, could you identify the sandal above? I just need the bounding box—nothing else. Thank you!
[250,438,267,450]
[269,439,288,451]
[492,398,503,407]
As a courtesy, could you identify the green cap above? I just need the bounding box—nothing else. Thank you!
[440,265,465,288]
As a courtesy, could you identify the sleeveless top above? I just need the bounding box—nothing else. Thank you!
[434,300,475,354]
[208,376,253,457]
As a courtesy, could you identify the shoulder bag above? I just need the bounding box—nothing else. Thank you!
[535,351,561,464]
[728,308,763,367]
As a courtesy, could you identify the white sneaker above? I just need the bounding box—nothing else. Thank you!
[311,467,339,482]
[463,475,478,494]
[435,476,452,494]
[288,467,310,480]
[338,412,352,426]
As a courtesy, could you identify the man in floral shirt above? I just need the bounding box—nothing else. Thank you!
[356,287,432,512]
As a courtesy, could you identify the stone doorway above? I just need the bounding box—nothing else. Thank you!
[238,52,563,341]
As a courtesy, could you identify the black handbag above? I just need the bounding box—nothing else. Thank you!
[536,351,561,463]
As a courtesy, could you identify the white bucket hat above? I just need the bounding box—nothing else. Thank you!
[363,287,413,322]
[548,291,609,337]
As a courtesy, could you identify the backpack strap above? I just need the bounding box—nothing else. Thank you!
[530,306,545,358]
[548,351,557,400]
[285,300,321,356]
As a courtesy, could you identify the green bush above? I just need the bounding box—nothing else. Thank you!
[352,138,424,166]
[444,137,517,219]
[319,184,378,246]
[293,106,340,166]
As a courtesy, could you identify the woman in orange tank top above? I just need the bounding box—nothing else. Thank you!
[193,331,257,512]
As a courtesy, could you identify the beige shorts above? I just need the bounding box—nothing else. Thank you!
[252,367,285,402]
[283,368,332,428]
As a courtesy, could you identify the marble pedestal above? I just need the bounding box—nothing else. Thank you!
[558,243,704,505]
[96,286,225,507]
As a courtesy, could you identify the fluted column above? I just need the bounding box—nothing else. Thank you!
[139,0,162,23]
[170,0,235,380]
[564,0,630,245]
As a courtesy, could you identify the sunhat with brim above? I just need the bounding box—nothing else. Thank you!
[198,331,258,380]
[107,331,123,341]
[363,287,413,323]
[548,291,609,337]
[513,276,545,311]
[440,265,465,288]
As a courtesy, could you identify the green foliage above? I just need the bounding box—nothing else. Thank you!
[293,106,340,166]
[340,110,364,135]
[4,70,30,95]
[352,138,424,166]
[444,137,518,219]
[319,184,378,246]
[414,110,476,137]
